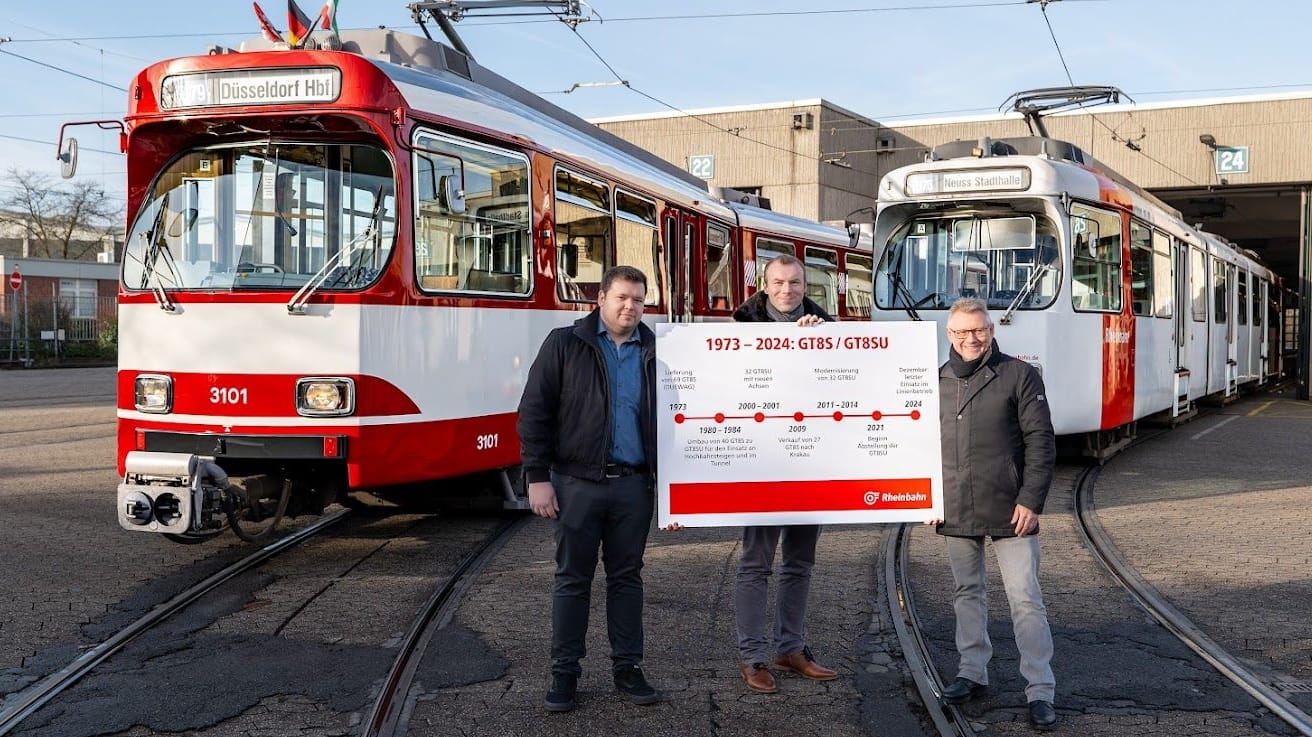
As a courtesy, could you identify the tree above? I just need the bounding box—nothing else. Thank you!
[0,167,123,260]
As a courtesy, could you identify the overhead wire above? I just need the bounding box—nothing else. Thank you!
[552,13,889,180]
[1033,1,1199,185]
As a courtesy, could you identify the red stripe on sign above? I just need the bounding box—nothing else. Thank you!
[669,478,932,515]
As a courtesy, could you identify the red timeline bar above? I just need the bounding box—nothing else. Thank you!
[669,478,932,514]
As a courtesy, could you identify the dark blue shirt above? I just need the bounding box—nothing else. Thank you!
[597,325,645,466]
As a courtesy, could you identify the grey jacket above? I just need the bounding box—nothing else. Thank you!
[936,346,1055,538]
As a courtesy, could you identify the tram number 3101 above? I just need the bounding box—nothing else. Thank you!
[476,433,499,450]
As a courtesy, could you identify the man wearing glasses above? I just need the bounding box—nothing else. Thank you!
[927,297,1058,730]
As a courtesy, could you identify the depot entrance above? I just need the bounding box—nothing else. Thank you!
[1156,185,1308,398]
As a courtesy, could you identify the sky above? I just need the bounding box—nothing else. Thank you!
[2,0,1312,213]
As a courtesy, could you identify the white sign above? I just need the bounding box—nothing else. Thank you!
[905,167,1030,196]
[160,68,341,109]
[656,321,943,527]
[1214,146,1249,175]
[688,154,715,180]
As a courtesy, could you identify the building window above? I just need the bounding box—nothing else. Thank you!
[59,279,97,319]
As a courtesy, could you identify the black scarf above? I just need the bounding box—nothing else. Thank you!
[947,340,996,378]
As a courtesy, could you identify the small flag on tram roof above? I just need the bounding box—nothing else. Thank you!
[320,0,339,36]
[287,0,315,47]
[252,2,284,43]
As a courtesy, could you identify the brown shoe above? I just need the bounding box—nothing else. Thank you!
[773,647,838,681]
[739,662,778,693]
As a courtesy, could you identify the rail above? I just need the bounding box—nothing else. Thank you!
[0,509,350,736]
[882,523,977,737]
[362,515,527,737]
[1074,466,1312,737]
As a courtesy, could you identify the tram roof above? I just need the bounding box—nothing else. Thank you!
[231,29,737,223]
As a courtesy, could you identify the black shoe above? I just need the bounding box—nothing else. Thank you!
[613,665,659,705]
[1028,700,1057,730]
[544,673,577,712]
[941,676,986,705]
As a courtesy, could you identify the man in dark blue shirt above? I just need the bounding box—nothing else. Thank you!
[518,265,659,713]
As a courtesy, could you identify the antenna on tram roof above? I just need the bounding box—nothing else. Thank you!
[408,1,590,60]
[999,85,1132,138]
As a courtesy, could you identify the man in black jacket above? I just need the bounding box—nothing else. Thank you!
[929,297,1058,730]
[518,265,659,713]
[731,255,840,694]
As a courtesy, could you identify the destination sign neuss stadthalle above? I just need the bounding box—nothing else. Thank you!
[160,68,341,110]
[904,167,1030,196]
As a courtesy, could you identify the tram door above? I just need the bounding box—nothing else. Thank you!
[663,210,696,322]
[1171,240,1191,410]
[1173,240,1189,371]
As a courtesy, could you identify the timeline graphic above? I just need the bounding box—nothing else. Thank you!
[654,320,946,528]
[672,409,922,423]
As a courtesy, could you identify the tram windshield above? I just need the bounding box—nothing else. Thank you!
[875,213,1060,311]
[122,142,396,291]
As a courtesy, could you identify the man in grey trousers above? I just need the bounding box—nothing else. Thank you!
[729,254,839,694]
[928,297,1058,730]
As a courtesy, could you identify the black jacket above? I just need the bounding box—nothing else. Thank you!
[517,309,657,484]
[731,291,835,323]
[937,344,1055,538]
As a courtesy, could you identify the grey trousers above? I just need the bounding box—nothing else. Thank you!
[735,524,821,663]
[945,534,1056,703]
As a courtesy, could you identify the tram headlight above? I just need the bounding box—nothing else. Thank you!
[134,374,173,413]
[295,377,355,417]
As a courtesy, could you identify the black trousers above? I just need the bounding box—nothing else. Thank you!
[550,472,654,676]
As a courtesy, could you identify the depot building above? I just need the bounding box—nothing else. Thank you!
[593,91,1312,397]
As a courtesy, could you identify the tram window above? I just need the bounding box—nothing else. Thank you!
[845,253,873,318]
[1254,280,1264,327]
[554,169,611,302]
[705,223,734,311]
[1152,230,1172,319]
[413,132,530,295]
[1129,220,1152,316]
[755,237,795,283]
[122,143,397,292]
[804,246,839,315]
[876,214,1059,311]
[1213,259,1229,324]
[1238,271,1248,326]
[614,189,660,305]
[1190,248,1207,322]
[1070,205,1122,313]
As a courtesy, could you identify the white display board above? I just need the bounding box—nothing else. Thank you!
[656,321,943,528]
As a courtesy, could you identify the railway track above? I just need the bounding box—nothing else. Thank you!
[883,522,977,737]
[1073,463,1312,737]
[362,515,528,737]
[0,509,351,737]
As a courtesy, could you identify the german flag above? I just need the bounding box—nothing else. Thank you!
[286,0,315,47]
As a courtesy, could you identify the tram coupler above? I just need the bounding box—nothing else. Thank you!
[117,451,231,534]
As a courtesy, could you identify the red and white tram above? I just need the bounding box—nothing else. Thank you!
[864,135,1279,456]
[103,28,871,540]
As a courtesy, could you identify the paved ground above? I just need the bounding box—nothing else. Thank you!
[2,370,1307,736]
[1094,394,1312,713]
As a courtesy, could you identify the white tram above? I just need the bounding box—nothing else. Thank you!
[864,136,1279,455]
[102,26,871,541]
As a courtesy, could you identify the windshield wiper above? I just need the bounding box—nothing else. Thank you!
[887,244,921,320]
[137,202,181,312]
[998,262,1052,325]
[287,188,386,315]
